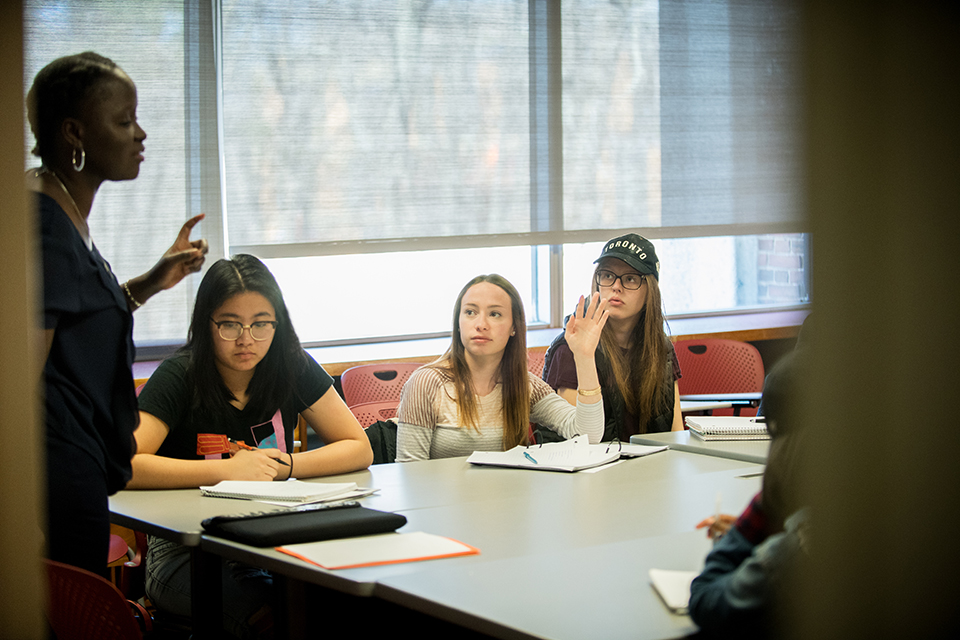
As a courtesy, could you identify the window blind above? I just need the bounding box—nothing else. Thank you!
[23,0,197,344]
[220,0,532,253]
[563,0,802,239]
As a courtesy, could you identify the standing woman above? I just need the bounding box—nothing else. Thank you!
[543,234,683,440]
[396,274,608,462]
[26,52,208,575]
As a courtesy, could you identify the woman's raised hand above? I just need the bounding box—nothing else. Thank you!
[149,214,210,291]
[126,214,209,309]
[225,447,282,481]
[564,292,609,360]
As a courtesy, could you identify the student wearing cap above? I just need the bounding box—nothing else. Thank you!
[543,234,683,440]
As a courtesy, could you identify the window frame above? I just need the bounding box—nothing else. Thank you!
[27,0,808,360]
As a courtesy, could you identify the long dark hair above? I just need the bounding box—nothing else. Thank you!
[592,267,672,431]
[182,255,305,422]
[429,274,532,449]
[26,52,122,165]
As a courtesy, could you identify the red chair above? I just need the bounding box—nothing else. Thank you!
[527,348,546,377]
[340,363,422,407]
[46,559,151,640]
[108,533,129,565]
[116,529,149,603]
[350,400,400,429]
[674,339,764,416]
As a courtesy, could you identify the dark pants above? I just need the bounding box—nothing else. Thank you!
[45,435,110,578]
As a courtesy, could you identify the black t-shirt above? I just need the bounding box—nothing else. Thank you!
[40,193,138,494]
[138,352,333,459]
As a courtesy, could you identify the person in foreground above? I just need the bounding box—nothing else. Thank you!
[28,52,208,576]
[543,233,683,440]
[396,274,609,462]
[129,255,372,638]
[688,350,811,638]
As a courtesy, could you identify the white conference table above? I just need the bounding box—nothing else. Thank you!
[110,450,763,638]
[376,529,713,640]
[630,430,771,465]
[679,399,734,413]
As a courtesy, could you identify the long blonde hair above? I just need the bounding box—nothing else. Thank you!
[428,275,531,450]
[593,269,672,430]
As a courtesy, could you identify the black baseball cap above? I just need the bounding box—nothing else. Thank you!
[594,233,660,280]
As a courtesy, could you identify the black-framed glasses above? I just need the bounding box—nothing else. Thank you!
[210,318,278,341]
[595,269,645,290]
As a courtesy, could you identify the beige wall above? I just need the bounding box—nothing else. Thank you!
[0,1,45,636]
[795,2,960,637]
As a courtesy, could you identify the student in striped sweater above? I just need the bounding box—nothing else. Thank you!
[396,274,609,461]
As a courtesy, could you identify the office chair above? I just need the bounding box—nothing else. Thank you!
[350,400,400,429]
[46,559,152,640]
[674,338,764,416]
[340,363,422,407]
[527,348,547,377]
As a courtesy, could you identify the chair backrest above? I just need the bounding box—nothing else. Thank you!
[527,348,546,378]
[341,363,423,407]
[45,560,144,640]
[350,400,401,429]
[674,338,765,395]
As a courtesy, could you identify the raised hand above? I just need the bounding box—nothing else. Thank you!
[564,292,610,360]
[149,214,209,291]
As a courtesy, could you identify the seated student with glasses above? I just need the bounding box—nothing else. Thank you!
[543,234,683,441]
[396,274,609,461]
[128,254,372,638]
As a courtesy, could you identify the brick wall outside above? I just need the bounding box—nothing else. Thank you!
[758,233,807,304]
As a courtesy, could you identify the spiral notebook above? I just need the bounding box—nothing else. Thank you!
[685,416,769,441]
[199,480,358,503]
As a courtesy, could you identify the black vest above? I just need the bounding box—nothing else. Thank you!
[542,332,675,441]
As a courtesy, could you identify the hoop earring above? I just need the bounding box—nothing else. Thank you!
[73,147,85,172]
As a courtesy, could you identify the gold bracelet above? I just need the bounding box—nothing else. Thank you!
[122,281,143,309]
[577,386,602,397]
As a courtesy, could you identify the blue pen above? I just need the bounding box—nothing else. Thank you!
[523,451,538,464]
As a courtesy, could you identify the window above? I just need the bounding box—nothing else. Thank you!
[24,0,806,352]
[24,0,196,344]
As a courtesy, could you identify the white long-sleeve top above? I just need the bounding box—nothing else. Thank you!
[395,366,604,462]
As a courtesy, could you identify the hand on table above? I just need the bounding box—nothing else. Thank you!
[225,448,284,481]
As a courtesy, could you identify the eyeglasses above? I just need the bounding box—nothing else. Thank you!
[210,318,278,341]
[595,269,645,290]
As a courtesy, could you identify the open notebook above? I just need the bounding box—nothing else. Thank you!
[467,435,631,472]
